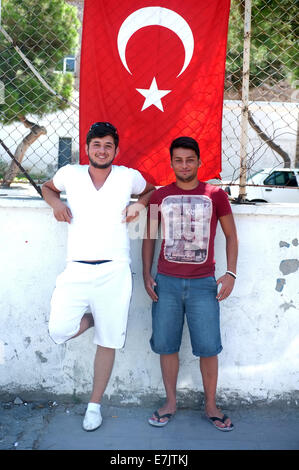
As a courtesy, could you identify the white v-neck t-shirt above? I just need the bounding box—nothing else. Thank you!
[53,164,146,262]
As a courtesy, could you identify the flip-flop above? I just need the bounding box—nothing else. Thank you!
[148,410,173,427]
[206,414,234,432]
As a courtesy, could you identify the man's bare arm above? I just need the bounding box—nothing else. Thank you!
[216,213,238,301]
[42,180,73,224]
[142,208,159,302]
[124,181,156,223]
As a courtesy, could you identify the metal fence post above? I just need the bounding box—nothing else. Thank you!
[238,0,252,202]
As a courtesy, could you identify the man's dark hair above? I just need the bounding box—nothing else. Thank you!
[169,136,200,159]
[86,122,119,148]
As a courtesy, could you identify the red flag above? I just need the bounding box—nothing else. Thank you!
[79,0,230,185]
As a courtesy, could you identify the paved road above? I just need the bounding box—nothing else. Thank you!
[1,401,298,451]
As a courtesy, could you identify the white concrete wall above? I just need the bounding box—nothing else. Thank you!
[0,198,298,406]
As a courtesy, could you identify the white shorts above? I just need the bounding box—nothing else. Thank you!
[48,260,132,348]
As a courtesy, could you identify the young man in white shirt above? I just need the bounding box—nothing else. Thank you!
[42,122,154,431]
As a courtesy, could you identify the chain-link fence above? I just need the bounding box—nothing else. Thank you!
[0,0,298,202]
[0,0,81,190]
[222,0,299,202]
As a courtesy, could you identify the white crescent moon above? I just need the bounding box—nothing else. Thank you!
[117,7,194,78]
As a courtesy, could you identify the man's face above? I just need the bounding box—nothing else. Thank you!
[171,147,200,182]
[86,135,119,169]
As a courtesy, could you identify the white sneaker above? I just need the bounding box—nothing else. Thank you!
[82,403,102,431]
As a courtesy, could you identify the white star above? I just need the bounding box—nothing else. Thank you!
[136,77,171,112]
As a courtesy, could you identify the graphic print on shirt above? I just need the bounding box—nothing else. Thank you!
[161,195,212,264]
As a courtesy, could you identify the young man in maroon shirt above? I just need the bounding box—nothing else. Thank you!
[142,136,238,431]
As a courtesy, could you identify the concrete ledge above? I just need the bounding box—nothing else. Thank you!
[1,189,299,215]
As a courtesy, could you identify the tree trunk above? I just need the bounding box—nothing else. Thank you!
[1,116,47,187]
[235,87,292,169]
[248,110,291,168]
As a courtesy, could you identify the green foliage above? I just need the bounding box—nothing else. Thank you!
[0,0,80,124]
[226,0,298,90]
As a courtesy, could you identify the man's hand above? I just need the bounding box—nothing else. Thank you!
[216,273,235,301]
[143,273,158,302]
[42,179,72,224]
[122,202,145,223]
[52,200,73,224]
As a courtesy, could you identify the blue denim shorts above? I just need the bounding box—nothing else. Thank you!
[150,274,222,357]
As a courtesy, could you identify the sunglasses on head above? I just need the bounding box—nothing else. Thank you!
[89,122,118,134]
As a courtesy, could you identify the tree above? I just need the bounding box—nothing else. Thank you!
[225,0,298,168]
[226,0,298,91]
[0,0,80,186]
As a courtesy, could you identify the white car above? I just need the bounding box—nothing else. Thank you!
[223,168,299,203]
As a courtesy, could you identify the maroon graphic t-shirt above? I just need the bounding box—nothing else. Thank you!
[148,182,232,279]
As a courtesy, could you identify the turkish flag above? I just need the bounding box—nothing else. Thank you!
[79,0,230,185]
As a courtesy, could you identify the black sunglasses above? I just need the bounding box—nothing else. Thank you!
[89,122,118,134]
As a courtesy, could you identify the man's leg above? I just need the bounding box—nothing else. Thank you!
[149,275,184,425]
[90,346,115,403]
[200,355,232,428]
[49,264,93,345]
[83,346,115,431]
[83,261,132,431]
[150,353,179,424]
[70,313,94,339]
[186,277,232,430]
